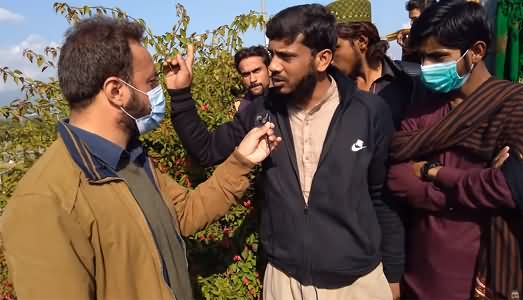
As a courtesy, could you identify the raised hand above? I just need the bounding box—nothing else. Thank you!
[163,44,195,90]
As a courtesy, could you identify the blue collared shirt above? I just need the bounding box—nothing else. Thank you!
[68,125,154,183]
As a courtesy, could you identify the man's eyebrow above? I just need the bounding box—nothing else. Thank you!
[241,67,262,75]
[271,49,297,57]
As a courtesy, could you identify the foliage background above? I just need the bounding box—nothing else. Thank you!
[0,3,265,299]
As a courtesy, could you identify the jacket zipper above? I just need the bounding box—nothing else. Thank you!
[300,103,344,284]
[303,203,313,284]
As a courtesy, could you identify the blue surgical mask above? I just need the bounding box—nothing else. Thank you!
[119,80,165,135]
[421,50,474,93]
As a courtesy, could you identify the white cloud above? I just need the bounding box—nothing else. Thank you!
[0,34,60,104]
[0,8,24,23]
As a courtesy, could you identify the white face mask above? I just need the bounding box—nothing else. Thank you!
[119,80,165,135]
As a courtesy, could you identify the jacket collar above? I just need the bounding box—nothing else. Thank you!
[328,66,357,110]
[57,120,123,183]
[383,56,402,78]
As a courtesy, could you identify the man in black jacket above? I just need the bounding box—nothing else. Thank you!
[166,4,403,299]
[331,17,423,129]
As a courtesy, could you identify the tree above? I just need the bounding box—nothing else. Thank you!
[0,2,265,299]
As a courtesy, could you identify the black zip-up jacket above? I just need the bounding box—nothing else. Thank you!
[170,68,405,287]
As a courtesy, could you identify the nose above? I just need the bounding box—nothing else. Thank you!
[269,57,282,75]
[249,73,257,84]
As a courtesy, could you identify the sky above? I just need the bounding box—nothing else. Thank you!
[0,0,409,105]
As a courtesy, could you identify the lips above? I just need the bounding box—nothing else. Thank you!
[271,77,286,87]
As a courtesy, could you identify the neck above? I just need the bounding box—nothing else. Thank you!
[301,72,331,111]
[453,62,491,100]
[69,108,130,149]
[355,59,382,92]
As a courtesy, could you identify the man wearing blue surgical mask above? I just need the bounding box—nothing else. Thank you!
[0,16,281,300]
[386,0,523,299]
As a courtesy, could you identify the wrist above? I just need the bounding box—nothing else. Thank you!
[421,161,442,181]
[427,166,442,180]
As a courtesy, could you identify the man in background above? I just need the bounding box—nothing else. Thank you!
[328,0,423,128]
[399,0,435,62]
[233,45,271,112]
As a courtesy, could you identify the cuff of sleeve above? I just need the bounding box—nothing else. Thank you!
[224,148,256,175]
[168,88,194,112]
[434,167,466,190]
[212,148,255,204]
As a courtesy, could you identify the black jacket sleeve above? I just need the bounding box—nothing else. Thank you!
[367,96,405,283]
[169,88,251,167]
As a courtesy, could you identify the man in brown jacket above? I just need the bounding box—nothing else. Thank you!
[0,17,280,300]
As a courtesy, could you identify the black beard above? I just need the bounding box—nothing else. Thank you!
[270,66,317,106]
[121,89,144,135]
[289,70,317,105]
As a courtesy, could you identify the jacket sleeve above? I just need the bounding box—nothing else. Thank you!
[1,194,95,299]
[170,88,251,167]
[368,98,405,283]
[157,149,255,236]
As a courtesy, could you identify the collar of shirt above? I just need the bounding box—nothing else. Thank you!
[68,124,146,171]
[370,56,403,94]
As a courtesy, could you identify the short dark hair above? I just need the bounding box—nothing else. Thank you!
[336,22,389,68]
[266,4,337,55]
[234,46,270,72]
[405,0,434,11]
[408,0,491,54]
[58,17,145,110]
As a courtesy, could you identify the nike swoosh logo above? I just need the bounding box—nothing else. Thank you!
[351,139,367,152]
[351,144,367,152]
